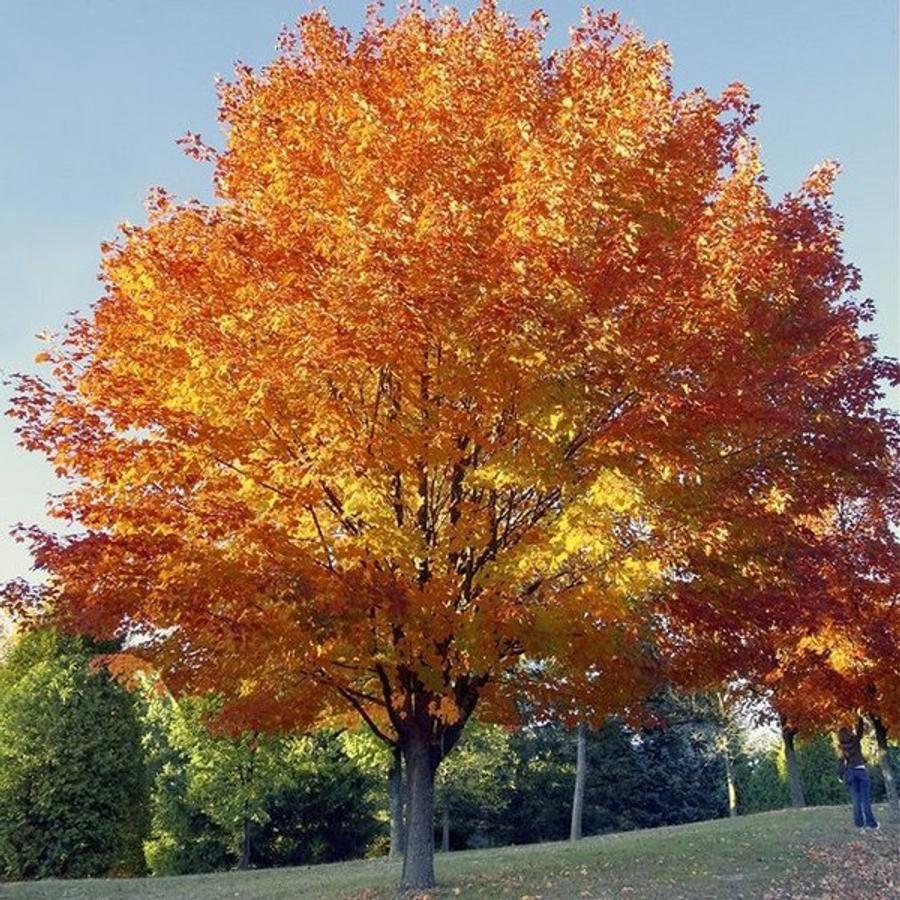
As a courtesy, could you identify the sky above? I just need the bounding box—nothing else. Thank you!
[0,0,897,584]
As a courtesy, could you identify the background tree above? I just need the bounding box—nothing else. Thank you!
[716,693,741,818]
[0,629,149,879]
[7,2,897,889]
[570,719,588,841]
[767,489,900,821]
[869,715,899,822]
[145,696,382,873]
[337,727,405,860]
[143,692,232,875]
[778,715,806,810]
[495,710,727,845]
[434,721,514,852]
[629,693,731,827]
[502,719,579,845]
[629,723,726,828]
[148,694,292,869]
[735,751,789,814]
[250,731,381,867]
[660,480,899,823]
[792,734,845,807]
[387,747,406,859]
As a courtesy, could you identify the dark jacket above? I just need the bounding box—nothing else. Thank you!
[838,729,866,776]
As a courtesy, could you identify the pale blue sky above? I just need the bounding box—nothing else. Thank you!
[1,1,897,583]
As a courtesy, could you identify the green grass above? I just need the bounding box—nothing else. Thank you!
[2,805,897,899]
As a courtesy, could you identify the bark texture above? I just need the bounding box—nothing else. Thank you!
[390,678,480,890]
[238,818,251,870]
[723,744,738,818]
[871,714,899,823]
[570,719,587,841]
[388,747,406,859]
[400,731,438,890]
[781,725,806,809]
[717,693,738,817]
[441,803,450,853]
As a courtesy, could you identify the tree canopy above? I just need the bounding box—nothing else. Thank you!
[0,629,149,879]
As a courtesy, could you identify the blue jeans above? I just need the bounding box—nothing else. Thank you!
[845,767,878,828]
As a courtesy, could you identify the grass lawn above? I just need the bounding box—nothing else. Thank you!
[1,805,897,899]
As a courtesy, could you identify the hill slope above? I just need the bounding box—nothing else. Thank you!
[1,805,896,899]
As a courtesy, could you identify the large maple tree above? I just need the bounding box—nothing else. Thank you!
[6,4,897,887]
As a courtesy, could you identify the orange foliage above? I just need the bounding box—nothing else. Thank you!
[770,490,900,734]
[662,474,900,736]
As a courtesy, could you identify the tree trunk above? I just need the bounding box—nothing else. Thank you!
[722,741,738,818]
[388,680,478,891]
[781,726,806,809]
[717,693,738,818]
[400,731,438,890]
[441,803,450,852]
[388,747,406,859]
[238,817,251,869]
[570,719,587,841]
[237,744,253,870]
[871,714,900,823]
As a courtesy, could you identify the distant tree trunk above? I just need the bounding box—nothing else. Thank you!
[238,818,251,869]
[870,714,899,822]
[719,729,739,819]
[570,719,587,841]
[441,803,450,852]
[238,744,254,869]
[722,744,738,818]
[717,693,738,817]
[388,746,406,859]
[781,724,806,809]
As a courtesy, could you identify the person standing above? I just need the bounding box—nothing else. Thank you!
[838,721,879,831]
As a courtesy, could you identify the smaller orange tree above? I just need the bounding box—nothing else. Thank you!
[770,489,900,818]
[660,463,900,817]
[6,4,897,887]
